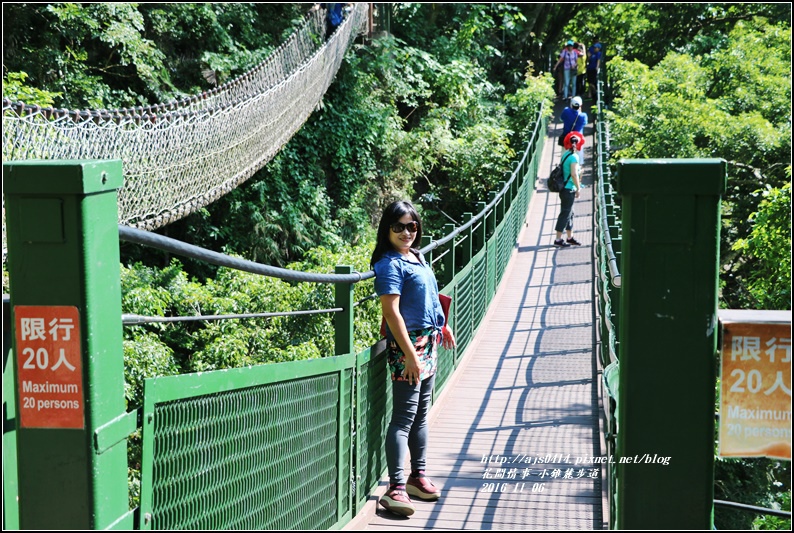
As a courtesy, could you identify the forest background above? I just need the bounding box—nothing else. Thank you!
[2,3,791,529]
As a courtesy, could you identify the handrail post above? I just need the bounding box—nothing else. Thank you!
[421,235,432,264]
[442,224,455,285]
[503,177,513,212]
[508,168,518,204]
[486,192,497,239]
[614,159,726,529]
[485,192,498,300]
[496,183,506,225]
[474,202,486,253]
[4,160,129,529]
[334,265,354,356]
[460,213,473,269]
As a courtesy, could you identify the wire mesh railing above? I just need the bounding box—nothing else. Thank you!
[121,102,548,530]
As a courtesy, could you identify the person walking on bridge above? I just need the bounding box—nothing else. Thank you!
[311,3,346,39]
[587,42,602,100]
[560,96,587,162]
[554,132,584,247]
[554,40,579,101]
[371,201,457,517]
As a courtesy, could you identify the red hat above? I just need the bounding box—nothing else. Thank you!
[564,131,585,150]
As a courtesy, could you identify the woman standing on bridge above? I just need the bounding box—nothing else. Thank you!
[554,132,584,247]
[371,200,457,517]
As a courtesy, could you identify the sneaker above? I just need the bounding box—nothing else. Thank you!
[554,239,571,247]
[407,472,441,501]
[379,485,415,516]
[567,238,582,246]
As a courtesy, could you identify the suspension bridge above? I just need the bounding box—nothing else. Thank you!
[353,105,605,530]
[3,4,790,530]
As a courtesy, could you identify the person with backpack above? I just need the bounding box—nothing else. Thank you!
[311,3,347,40]
[554,132,585,247]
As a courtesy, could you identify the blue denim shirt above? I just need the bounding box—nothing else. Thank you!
[373,250,445,335]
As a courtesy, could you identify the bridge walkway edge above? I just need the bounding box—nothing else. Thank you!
[348,99,607,531]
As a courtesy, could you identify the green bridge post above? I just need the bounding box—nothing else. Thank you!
[474,202,487,253]
[460,212,473,269]
[615,159,726,530]
[334,265,354,356]
[486,191,497,238]
[421,234,433,264]
[4,160,130,529]
[442,223,455,284]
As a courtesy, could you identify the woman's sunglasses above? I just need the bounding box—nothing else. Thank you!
[390,221,420,233]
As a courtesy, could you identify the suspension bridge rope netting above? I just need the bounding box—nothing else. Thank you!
[2,3,369,259]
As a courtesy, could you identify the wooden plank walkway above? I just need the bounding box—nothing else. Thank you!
[348,101,607,530]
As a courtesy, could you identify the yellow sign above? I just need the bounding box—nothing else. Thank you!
[719,321,791,460]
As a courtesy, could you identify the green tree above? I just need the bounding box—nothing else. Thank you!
[605,18,791,311]
[3,3,170,108]
[390,3,583,92]
[2,3,306,108]
[731,181,792,309]
[568,3,791,67]
[2,71,62,106]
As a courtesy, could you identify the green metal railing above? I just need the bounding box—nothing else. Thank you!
[136,107,547,529]
[593,84,621,365]
[592,70,769,529]
[3,104,547,529]
[592,78,621,529]
[138,355,356,530]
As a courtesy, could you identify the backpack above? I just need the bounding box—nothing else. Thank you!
[547,151,574,193]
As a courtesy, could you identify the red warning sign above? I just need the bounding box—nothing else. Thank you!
[15,305,85,429]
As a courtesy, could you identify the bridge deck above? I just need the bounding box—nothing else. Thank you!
[349,101,607,530]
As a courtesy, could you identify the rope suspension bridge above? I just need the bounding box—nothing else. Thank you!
[2,3,368,253]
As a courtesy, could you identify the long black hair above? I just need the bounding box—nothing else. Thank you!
[370,201,423,268]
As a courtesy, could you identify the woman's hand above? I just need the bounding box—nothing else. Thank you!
[403,353,423,385]
[441,325,457,350]
[381,294,424,384]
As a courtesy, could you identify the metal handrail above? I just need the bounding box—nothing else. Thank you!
[714,499,791,519]
[118,102,548,285]
[595,82,621,288]
[121,308,342,325]
[118,224,372,283]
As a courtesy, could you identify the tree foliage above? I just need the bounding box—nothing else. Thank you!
[605,18,791,311]
[2,3,307,108]
[389,3,582,92]
[732,181,792,310]
[568,3,791,67]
